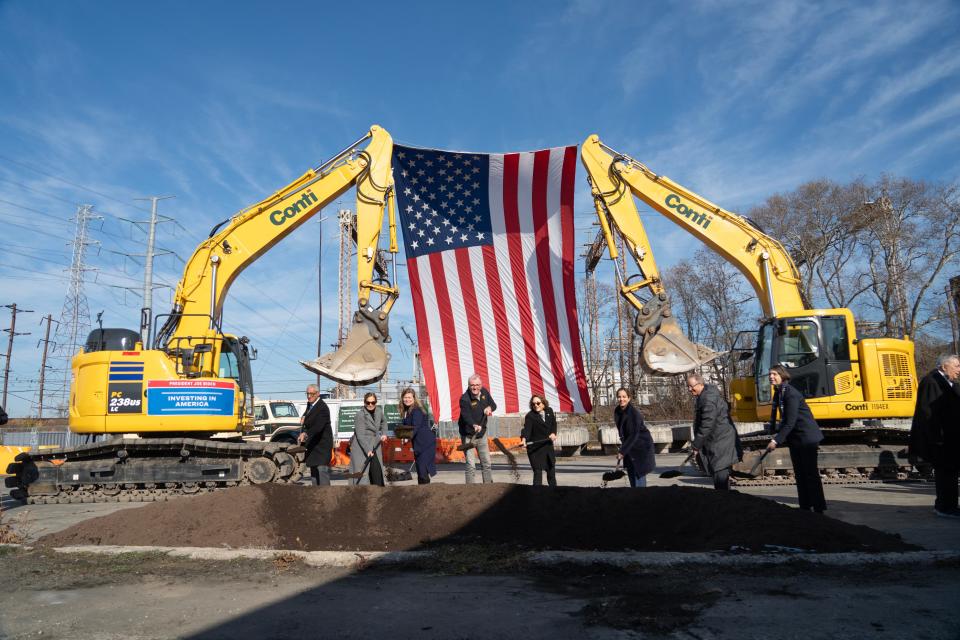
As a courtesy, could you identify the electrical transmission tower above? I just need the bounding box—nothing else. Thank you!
[50,204,101,417]
[334,209,356,399]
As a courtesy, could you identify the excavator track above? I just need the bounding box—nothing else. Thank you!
[4,437,306,504]
[729,427,928,487]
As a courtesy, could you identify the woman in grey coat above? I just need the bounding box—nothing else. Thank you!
[349,392,388,486]
[686,373,741,490]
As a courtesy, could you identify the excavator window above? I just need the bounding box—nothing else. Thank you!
[821,317,850,361]
[219,348,241,380]
[755,323,776,404]
[779,322,819,368]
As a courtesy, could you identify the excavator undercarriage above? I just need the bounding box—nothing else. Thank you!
[5,437,306,504]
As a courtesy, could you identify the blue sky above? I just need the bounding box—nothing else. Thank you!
[1,0,958,416]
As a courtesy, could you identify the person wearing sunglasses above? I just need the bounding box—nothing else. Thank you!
[348,392,388,486]
[521,395,558,486]
[298,384,332,486]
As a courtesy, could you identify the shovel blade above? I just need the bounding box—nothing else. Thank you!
[641,317,720,374]
[301,318,390,385]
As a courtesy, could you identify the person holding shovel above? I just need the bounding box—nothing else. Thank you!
[349,392,388,486]
[686,373,741,490]
[298,385,332,486]
[766,365,826,513]
[458,374,496,484]
[613,387,656,487]
[400,388,436,485]
[522,394,558,486]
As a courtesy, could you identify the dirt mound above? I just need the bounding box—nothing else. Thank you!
[38,484,917,553]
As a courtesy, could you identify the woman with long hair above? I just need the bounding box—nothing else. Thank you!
[400,388,436,484]
[613,387,656,487]
[522,394,558,486]
[766,364,826,512]
[348,392,388,486]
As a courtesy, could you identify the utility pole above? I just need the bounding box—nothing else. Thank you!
[35,314,58,419]
[132,195,175,346]
[3,303,33,409]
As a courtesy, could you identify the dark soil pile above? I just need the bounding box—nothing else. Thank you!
[38,484,918,553]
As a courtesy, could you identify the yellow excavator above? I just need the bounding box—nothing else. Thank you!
[581,135,918,480]
[5,126,398,503]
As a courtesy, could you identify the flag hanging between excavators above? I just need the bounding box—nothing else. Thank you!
[394,144,592,421]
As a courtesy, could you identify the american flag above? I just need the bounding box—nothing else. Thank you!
[394,144,592,421]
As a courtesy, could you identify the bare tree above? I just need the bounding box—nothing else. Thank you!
[747,179,876,309]
[859,176,960,338]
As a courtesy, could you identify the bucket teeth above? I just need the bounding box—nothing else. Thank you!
[640,317,719,374]
[301,319,390,385]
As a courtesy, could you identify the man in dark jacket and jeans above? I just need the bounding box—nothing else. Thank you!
[687,373,740,490]
[458,374,496,484]
[910,354,960,518]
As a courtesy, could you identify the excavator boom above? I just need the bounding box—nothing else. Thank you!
[581,138,720,374]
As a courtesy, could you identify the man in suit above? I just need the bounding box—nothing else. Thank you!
[686,373,740,490]
[910,354,960,518]
[298,384,333,486]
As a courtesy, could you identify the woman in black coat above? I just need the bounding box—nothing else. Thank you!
[522,394,558,486]
[766,364,826,513]
[400,388,436,484]
[613,387,656,487]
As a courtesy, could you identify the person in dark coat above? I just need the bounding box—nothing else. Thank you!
[766,364,826,513]
[686,373,740,490]
[298,384,332,486]
[909,354,960,518]
[458,374,496,484]
[522,394,558,487]
[349,392,388,486]
[400,387,436,485]
[0,404,7,426]
[613,387,656,487]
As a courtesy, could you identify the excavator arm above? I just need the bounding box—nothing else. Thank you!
[580,135,809,374]
[581,135,806,318]
[154,125,397,385]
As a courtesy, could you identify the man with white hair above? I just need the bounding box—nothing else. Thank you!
[458,374,496,484]
[686,372,741,490]
[910,354,960,518]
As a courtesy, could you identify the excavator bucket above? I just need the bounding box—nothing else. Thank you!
[300,318,390,385]
[640,317,720,374]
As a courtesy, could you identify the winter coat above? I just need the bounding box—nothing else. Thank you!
[458,387,497,438]
[404,406,436,478]
[691,384,741,474]
[909,369,960,465]
[522,407,557,467]
[770,383,823,447]
[614,402,656,476]
[301,399,333,468]
[349,405,387,482]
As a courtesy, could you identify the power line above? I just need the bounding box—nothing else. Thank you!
[0,153,155,216]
